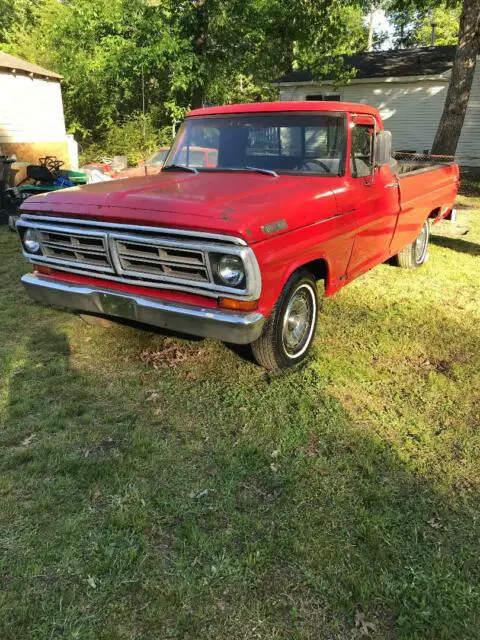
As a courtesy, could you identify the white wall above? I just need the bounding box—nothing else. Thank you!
[0,72,67,144]
[279,67,480,165]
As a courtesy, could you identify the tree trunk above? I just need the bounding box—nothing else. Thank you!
[191,84,204,110]
[431,0,480,156]
[367,3,376,52]
[190,0,208,109]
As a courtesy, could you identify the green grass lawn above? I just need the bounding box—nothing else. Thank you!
[0,187,479,639]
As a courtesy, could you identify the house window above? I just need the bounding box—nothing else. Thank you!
[350,124,374,177]
[306,94,341,101]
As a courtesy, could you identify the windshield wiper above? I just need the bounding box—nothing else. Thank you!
[245,166,278,177]
[162,164,198,174]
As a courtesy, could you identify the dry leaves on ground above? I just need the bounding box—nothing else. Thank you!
[140,338,209,369]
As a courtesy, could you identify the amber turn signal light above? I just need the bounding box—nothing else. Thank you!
[218,298,258,311]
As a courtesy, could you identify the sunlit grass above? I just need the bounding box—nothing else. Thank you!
[0,191,479,639]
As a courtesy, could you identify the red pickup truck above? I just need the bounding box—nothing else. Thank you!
[17,101,459,369]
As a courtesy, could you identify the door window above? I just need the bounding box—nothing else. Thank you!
[350,124,374,177]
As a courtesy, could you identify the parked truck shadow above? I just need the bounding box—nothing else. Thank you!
[430,233,480,256]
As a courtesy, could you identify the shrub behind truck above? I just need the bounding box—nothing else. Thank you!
[17,101,459,369]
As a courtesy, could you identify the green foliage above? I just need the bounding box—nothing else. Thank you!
[0,0,65,64]
[0,0,370,155]
[100,114,161,166]
[79,113,172,166]
[413,3,461,45]
[2,0,185,142]
[0,0,45,43]
[386,0,462,47]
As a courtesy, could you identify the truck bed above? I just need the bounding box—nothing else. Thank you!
[393,152,455,176]
[399,159,458,217]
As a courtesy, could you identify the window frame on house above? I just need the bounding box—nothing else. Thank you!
[305,93,341,101]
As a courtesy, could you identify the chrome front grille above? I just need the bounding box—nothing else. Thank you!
[37,228,112,272]
[17,215,262,300]
[114,237,209,282]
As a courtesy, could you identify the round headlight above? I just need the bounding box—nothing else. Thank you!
[216,254,245,287]
[23,228,41,254]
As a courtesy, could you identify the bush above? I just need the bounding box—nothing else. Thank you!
[79,113,174,167]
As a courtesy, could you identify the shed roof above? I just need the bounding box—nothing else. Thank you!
[0,51,62,80]
[275,45,456,84]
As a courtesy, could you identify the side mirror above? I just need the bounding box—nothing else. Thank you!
[375,130,392,166]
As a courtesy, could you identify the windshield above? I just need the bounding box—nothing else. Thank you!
[165,113,346,176]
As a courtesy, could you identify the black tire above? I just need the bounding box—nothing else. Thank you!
[251,269,320,370]
[394,220,430,269]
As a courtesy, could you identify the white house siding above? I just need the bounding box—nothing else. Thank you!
[279,67,480,166]
[0,73,67,144]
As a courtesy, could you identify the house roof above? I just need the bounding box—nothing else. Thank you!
[275,45,456,84]
[0,51,62,80]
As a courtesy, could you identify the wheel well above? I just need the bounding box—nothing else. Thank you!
[301,258,329,284]
[428,207,441,219]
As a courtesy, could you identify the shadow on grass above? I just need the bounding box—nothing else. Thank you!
[1,318,478,639]
[430,234,480,256]
[77,312,257,364]
[459,175,480,198]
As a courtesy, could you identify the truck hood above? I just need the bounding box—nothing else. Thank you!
[21,171,340,244]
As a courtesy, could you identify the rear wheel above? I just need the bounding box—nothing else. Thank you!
[251,269,319,370]
[394,220,429,269]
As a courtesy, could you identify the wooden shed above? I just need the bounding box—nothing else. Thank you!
[0,52,75,170]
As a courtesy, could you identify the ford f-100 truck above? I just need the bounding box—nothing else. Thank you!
[17,101,459,369]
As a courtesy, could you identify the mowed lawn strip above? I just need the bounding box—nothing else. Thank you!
[0,184,479,639]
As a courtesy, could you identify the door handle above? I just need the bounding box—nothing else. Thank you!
[385,182,399,189]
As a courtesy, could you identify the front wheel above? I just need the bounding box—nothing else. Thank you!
[394,220,430,268]
[251,269,319,370]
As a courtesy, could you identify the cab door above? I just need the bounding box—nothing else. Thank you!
[339,117,400,280]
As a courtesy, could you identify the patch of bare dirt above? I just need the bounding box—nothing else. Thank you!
[468,400,480,431]
[83,436,117,459]
[139,338,209,369]
[403,354,457,378]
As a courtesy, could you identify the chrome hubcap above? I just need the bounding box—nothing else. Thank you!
[415,223,428,263]
[282,287,314,356]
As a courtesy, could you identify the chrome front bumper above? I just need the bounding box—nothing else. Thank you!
[21,274,265,345]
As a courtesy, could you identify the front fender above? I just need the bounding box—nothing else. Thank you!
[253,230,342,317]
